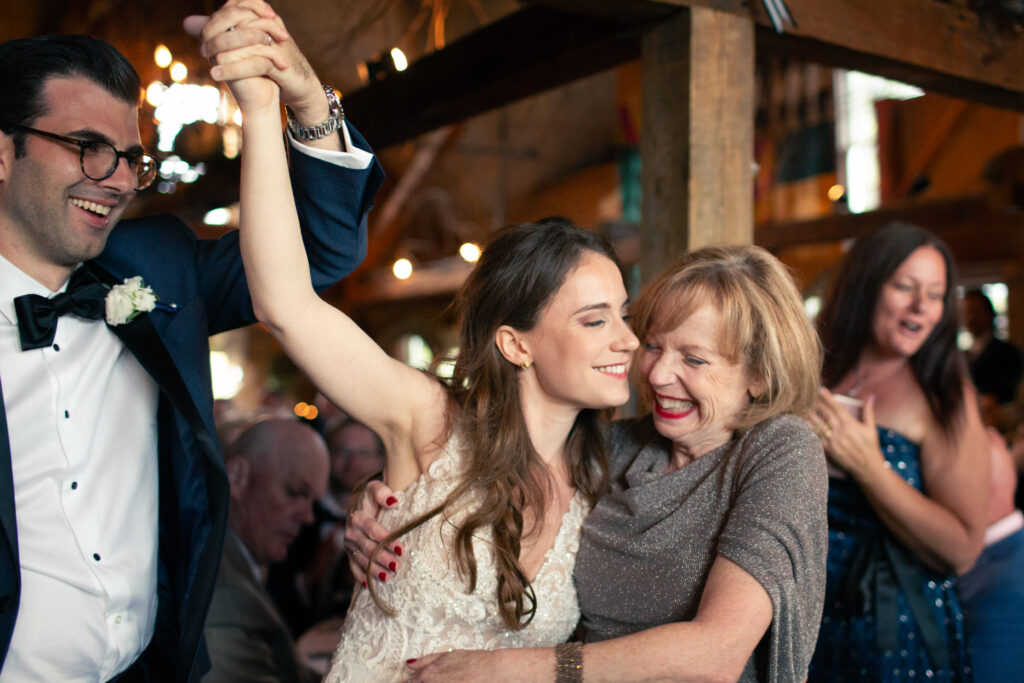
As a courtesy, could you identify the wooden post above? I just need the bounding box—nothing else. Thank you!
[640,6,754,281]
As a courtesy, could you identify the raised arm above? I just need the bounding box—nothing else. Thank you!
[184,1,384,335]
[817,386,989,574]
[219,18,444,489]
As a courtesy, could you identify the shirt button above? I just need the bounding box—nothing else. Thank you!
[93,553,101,562]
[53,343,60,352]
[71,481,78,490]
[115,615,122,624]
[64,410,70,419]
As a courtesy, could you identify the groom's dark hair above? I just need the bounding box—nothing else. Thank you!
[0,34,141,156]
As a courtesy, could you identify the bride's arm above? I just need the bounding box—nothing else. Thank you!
[406,557,772,682]
[229,37,445,486]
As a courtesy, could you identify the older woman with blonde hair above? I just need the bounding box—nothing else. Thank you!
[356,244,829,682]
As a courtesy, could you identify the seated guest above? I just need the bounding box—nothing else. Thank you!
[269,417,385,633]
[324,417,386,516]
[204,418,329,683]
[958,428,1024,683]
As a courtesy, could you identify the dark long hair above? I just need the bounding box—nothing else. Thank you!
[0,35,140,155]
[818,222,965,430]
[369,218,619,628]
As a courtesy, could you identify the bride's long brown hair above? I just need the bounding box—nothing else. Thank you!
[367,218,617,628]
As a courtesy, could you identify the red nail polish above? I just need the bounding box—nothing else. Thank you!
[388,561,397,572]
[394,545,403,557]
[378,571,387,582]
[386,496,398,506]
[361,581,367,588]
[407,658,417,664]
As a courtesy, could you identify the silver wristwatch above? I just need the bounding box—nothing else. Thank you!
[286,85,344,141]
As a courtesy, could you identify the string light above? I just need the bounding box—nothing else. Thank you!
[393,258,413,280]
[154,45,172,68]
[390,47,408,72]
[169,61,188,83]
[145,81,166,107]
[459,242,481,262]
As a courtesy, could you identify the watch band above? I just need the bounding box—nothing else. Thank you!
[286,85,344,142]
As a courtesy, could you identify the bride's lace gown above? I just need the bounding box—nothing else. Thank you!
[325,435,588,682]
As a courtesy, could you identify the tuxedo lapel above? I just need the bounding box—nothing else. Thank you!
[0,377,19,570]
[106,306,219,461]
[89,264,227,680]
[86,262,217,458]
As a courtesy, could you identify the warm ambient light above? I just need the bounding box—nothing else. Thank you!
[827,184,845,202]
[210,351,244,400]
[145,81,166,107]
[154,45,172,68]
[390,47,408,72]
[459,242,481,263]
[393,258,413,280]
[293,402,319,420]
[169,61,188,83]
[203,207,232,226]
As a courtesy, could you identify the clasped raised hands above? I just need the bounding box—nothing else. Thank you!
[183,0,323,119]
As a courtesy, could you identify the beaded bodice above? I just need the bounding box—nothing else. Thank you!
[325,434,587,682]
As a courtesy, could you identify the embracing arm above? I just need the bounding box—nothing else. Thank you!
[818,387,989,574]
[407,557,771,683]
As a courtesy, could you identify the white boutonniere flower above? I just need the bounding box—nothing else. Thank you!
[105,276,158,325]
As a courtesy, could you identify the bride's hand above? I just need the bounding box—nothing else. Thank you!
[184,1,290,114]
[345,480,402,584]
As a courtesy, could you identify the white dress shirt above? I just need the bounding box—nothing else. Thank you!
[0,130,372,681]
[0,253,159,682]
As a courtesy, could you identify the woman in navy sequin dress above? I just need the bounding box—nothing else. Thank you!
[807,224,989,682]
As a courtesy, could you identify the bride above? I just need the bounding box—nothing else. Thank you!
[221,20,638,682]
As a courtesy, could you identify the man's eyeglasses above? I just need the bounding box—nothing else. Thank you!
[8,124,156,190]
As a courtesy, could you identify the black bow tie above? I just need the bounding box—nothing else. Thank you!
[13,265,108,351]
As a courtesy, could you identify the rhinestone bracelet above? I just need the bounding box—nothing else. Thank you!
[555,642,583,683]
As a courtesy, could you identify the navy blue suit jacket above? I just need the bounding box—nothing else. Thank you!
[0,131,384,681]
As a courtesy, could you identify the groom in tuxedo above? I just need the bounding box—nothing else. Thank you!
[0,2,384,680]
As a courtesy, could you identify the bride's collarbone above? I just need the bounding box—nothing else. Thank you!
[518,493,575,580]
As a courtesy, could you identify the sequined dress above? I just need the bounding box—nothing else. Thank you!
[324,433,588,682]
[808,428,971,682]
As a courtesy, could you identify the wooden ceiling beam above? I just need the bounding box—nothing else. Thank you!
[342,5,650,149]
[343,0,1022,153]
[550,0,1024,110]
[755,194,1024,264]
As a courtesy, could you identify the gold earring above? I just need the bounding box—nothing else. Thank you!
[521,360,531,370]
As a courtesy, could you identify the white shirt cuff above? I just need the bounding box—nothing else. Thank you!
[287,121,374,170]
